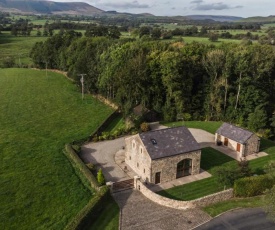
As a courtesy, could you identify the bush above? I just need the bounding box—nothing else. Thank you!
[234,174,275,197]
[97,168,105,185]
[140,122,150,132]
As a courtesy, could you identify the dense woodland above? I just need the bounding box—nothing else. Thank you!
[30,31,275,138]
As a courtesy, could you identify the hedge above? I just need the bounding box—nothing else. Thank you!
[64,186,110,230]
[234,174,275,197]
[64,144,100,191]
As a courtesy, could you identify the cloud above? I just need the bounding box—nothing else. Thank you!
[190,0,203,3]
[190,1,243,11]
[98,1,150,9]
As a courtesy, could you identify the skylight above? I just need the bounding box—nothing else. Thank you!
[151,139,157,145]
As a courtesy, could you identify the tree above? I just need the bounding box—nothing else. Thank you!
[208,32,219,42]
[139,26,151,38]
[97,168,105,185]
[202,49,226,119]
[238,158,251,177]
[151,28,161,39]
[247,105,268,132]
[213,165,239,188]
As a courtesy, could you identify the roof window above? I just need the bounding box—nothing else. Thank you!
[151,139,157,145]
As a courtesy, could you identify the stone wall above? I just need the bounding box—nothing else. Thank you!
[192,188,234,207]
[134,177,233,210]
[151,151,201,184]
[245,134,260,155]
[215,133,260,158]
[125,135,152,182]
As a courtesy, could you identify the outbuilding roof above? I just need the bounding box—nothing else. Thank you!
[216,122,254,144]
[139,126,200,160]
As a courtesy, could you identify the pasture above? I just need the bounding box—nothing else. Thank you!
[0,68,114,229]
[0,31,47,67]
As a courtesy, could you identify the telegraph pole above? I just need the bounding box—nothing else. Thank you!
[79,74,86,100]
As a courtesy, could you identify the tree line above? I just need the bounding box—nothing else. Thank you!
[30,32,275,138]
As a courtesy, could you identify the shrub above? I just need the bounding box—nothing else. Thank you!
[64,144,100,190]
[97,168,105,185]
[234,174,275,197]
[71,144,81,154]
[140,122,150,132]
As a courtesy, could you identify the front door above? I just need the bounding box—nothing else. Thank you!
[155,172,161,184]
[236,143,241,152]
[224,138,228,146]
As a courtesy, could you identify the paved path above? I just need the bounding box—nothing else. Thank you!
[113,189,212,230]
[80,137,130,182]
[195,208,275,230]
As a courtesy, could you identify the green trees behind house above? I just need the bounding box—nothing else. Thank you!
[30,33,275,137]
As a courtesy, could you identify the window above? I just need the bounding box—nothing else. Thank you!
[140,147,143,154]
[144,169,145,173]
[151,139,157,145]
[129,156,131,160]
[132,141,136,149]
[137,163,139,168]
[176,159,192,178]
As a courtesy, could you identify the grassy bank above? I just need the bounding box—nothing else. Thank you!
[0,68,114,229]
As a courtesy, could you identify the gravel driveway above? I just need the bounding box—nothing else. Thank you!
[80,137,130,182]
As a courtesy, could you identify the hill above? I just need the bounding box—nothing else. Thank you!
[0,0,103,15]
[186,15,243,22]
[238,15,275,23]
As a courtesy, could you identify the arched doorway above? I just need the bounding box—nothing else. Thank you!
[176,159,192,178]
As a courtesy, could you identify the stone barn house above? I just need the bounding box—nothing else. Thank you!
[125,126,201,184]
[215,123,260,158]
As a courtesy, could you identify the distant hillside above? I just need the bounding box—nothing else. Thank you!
[186,15,243,22]
[0,0,104,15]
[238,15,275,23]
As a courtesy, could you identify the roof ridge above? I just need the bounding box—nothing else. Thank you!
[223,122,253,134]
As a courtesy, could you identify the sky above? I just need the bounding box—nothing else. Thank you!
[54,0,275,17]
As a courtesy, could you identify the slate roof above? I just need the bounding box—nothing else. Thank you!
[139,126,200,160]
[216,122,254,144]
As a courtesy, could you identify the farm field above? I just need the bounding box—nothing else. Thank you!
[0,31,47,67]
[0,68,114,229]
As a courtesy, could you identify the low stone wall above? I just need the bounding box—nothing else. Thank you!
[192,189,234,207]
[135,177,194,210]
[134,177,233,210]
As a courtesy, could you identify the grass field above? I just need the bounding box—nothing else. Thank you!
[0,68,114,229]
[88,194,120,230]
[203,196,264,217]
[162,120,222,134]
[0,31,47,66]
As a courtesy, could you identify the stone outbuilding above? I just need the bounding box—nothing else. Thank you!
[125,126,201,184]
[215,123,260,158]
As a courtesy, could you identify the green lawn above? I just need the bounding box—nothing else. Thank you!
[162,120,222,134]
[0,31,47,66]
[0,68,114,229]
[203,196,264,217]
[88,194,120,230]
[158,147,236,200]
